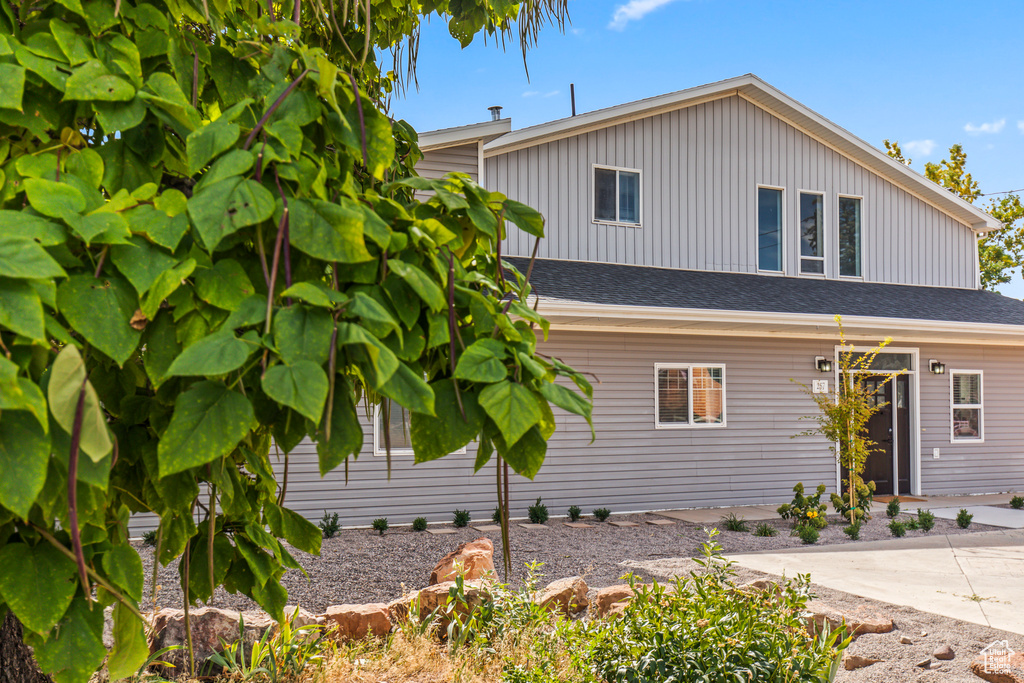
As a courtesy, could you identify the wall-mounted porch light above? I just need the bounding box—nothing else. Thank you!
[815,356,832,373]
[929,359,946,375]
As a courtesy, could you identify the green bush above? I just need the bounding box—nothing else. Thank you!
[956,508,973,529]
[831,479,876,523]
[842,523,860,540]
[778,483,829,529]
[1011,496,1024,510]
[797,525,820,544]
[412,517,428,532]
[753,523,778,537]
[917,509,935,532]
[593,508,611,522]
[720,512,748,532]
[527,498,549,524]
[567,505,582,522]
[904,517,919,531]
[886,498,901,518]
[372,518,389,535]
[453,509,471,528]
[492,507,503,524]
[319,511,341,539]
[141,529,158,547]
[888,519,906,537]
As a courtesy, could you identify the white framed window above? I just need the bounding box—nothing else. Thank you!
[838,195,863,278]
[654,363,726,428]
[799,191,825,275]
[373,401,469,456]
[757,186,784,272]
[593,164,641,226]
[950,371,983,442]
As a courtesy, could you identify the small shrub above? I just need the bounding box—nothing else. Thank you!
[372,517,389,535]
[318,511,341,539]
[753,522,777,537]
[904,517,919,531]
[411,517,428,532]
[527,497,549,524]
[1011,495,1024,510]
[593,507,611,522]
[567,505,582,522]
[843,523,860,540]
[831,479,876,523]
[886,498,901,518]
[956,508,973,529]
[917,509,935,532]
[141,529,158,547]
[720,513,748,532]
[492,506,503,524]
[797,524,819,544]
[888,519,906,537]
[777,483,828,529]
[453,509,471,528]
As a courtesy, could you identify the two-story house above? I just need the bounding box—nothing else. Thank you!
[280,74,1024,526]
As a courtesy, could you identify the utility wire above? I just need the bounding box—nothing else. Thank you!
[980,188,1024,197]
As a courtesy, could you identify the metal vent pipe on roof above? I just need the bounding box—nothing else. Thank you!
[488,105,502,121]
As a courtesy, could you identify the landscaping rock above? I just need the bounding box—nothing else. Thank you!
[387,592,419,623]
[916,658,932,669]
[738,579,781,596]
[934,644,955,660]
[843,654,881,670]
[970,652,1024,683]
[429,537,495,585]
[416,580,492,622]
[900,636,914,644]
[803,599,893,638]
[534,577,589,615]
[322,604,391,641]
[283,605,325,629]
[594,584,635,617]
[147,607,273,671]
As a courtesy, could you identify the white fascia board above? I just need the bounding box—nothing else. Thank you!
[419,118,512,151]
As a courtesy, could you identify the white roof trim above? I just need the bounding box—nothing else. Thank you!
[483,74,999,233]
[418,118,512,151]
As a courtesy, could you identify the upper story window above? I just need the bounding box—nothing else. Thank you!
[757,187,783,272]
[594,165,641,225]
[655,363,726,428]
[839,196,862,277]
[951,371,983,442]
[799,192,824,274]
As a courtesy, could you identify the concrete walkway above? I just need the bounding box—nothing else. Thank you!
[726,529,1024,635]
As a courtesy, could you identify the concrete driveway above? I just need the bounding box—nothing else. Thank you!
[726,528,1024,635]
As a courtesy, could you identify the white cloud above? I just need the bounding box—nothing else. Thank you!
[522,90,540,98]
[571,27,585,35]
[903,139,936,157]
[608,0,682,30]
[964,118,1005,135]
[1018,120,1024,133]
[543,90,560,98]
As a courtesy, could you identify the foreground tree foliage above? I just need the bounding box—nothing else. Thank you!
[0,1,590,680]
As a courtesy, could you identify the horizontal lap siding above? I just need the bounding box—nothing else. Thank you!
[417,143,478,182]
[488,95,977,289]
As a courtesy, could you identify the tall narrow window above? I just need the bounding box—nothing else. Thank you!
[799,192,824,274]
[655,364,726,428]
[951,371,983,441]
[839,196,862,277]
[757,187,782,271]
[593,166,641,224]
[375,399,414,455]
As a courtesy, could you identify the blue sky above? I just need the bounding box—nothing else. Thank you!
[393,0,1024,296]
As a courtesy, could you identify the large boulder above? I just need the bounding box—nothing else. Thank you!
[429,538,495,584]
[147,607,273,671]
[321,604,391,641]
[802,600,893,638]
[594,584,635,617]
[416,580,492,623]
[387,592,419,624]
[535,577,589,616]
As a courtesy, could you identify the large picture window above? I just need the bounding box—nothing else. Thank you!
[594,165,641,224]
[839,196,862,277]
[655,364,726,428]
[757,187,783,272]
[799,191,824,274]
[950,371,983,441]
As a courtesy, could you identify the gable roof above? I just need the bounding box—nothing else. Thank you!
[418,118,512,151]
[484,75,999,233]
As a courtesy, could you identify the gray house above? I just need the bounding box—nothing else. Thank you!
[280,74,1024,526]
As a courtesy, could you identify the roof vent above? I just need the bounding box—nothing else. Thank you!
[488,105,503,121]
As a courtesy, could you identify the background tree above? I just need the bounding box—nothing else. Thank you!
[0,2,587,681]
[885,140,1024,290]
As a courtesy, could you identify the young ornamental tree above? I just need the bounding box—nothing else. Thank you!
[0,1,589,681]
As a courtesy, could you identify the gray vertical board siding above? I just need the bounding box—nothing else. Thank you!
[485,95,977,289]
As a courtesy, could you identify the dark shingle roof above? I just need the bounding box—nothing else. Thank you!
[504,258,1024,327]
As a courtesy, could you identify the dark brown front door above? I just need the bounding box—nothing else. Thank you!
[857,374,911,496]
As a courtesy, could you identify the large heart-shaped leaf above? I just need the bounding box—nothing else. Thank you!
[273,305,332,366]
[186,118,240,175]
[64,59,135,101]
[32,595,106,683]
[478,380,542,447]
[411,379,485,463]
[23,178,85,219]
[0,278,45,340]
[262,361,328,423]
[166,332,253,377]
[106,603,148,681]
[455,338,508,383]
[285,198,371,264]
[158,381,254,477]
[187,177,274,252]
[0,236,67,279]
[47,345,113,462]
[0,412,51,518]
[0,542,77,634]
[315,376,362,475]
[56,275,141,366]
[194,258,255,310]
[379,362,434,416]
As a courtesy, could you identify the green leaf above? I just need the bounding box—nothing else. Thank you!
[33,596,106,683]
[0,212,66,246]
[347,291,399,336]
[410,379,485,463]
[49,19,92,65]
[101,546,143,602]
[166,332,254,377]
[0,64,25,110]
[540,381,594,439]
[0,278,44,340]
[93,95,147,134]
[262,361,328,423]
[235,536,275,588]
[106,603,148,681]
[497,425,547,479]
[110,236,177,295]
[502,199,545,237]
[388,261,445,312]
[478,380,542,447]
[280,281,346,308]
[158,381,254,477]
[224,294,268,330]
[0,377,48,431]
[316,377,362,475]
[24,178,85,219]
[65,212,130,245]
[285,198,372,264]
[379,362,434,416]
[186,118,241,175]
[63,59,135,101]
[210,46,258,103]
[455,338,508,383]
[188,177,275,251]
[97,139,160,194]
[0,412,50,519]
[265,504,322,555]
[194,149,254,192]
[47,345,112,462]
[335,322,399,387]
[273,305,332,366]
[56,275,141,366]
[0,542,77,634]
[64,148,104,189]
[194,258,255,310]
[124,204,188,251]
[140,258,196,318]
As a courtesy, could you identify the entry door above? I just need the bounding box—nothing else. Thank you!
[859,375,911,496]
